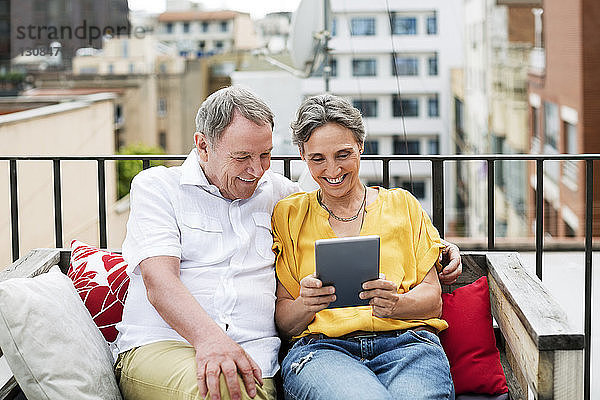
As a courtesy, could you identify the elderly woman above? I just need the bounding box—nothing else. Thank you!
[272,94,454,400]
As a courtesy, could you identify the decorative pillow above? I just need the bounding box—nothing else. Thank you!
[0,266,122,400]
[68,239,129,343]
[440,276,508,395]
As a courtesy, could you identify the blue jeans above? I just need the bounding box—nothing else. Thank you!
[281,330,455,400]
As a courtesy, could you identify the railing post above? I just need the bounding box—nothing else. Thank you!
[53,159,63,248]
[488,159,495,250]
[9,159,19,261]
[432,160,444,237]
[382,158,390,189]
[97,159,107,248]
[535,159,544,279]
[284,159,291,180]
[584,159,593,400]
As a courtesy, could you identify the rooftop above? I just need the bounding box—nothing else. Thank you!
[157,10,244,22]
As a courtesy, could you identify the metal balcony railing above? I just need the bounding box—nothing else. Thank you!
[1,153,598,400]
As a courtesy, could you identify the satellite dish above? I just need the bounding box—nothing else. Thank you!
[289,0,332,75]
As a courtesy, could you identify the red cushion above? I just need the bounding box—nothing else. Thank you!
[67,240,130,343]
[440,276,508,395]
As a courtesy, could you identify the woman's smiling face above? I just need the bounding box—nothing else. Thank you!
[302,122,363,199]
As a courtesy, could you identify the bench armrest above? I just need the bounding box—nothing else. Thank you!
[485,252,584,400]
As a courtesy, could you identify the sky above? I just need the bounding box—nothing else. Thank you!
[128,0,302,19]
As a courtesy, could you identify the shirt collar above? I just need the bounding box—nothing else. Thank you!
[179,148,269,198]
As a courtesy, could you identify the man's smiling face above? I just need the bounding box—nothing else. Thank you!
[196,110,273,200]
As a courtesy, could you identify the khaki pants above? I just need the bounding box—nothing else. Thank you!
[115,340,277,400]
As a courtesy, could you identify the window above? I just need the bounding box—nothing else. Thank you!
[428,138,439,155]
[331,18,337,36]
[352,59,377,76]
[428,54,438,76]
[220,21,228,32]
[393,138,420,155]
[428,95,439,117]
[129,63,135,74]
[351,17,375,36]
[363,140,379,155]
[108,64,114,74]
[198,41,205,50]
[214,41,224,50]
[391,16,416,35]
[183,22,190,33]
[543,101,559,149]
[492,135,505,188]
[159,131,167,150]
[202,22,209,32]
[114,104,123,125]
[561,121,579,186]
[392,56,419,76]
[393,96,419,117]
[401,180,426,199]
[426,14,437,35]
[122,40,128,58]
[166,23,173,33]
[353,100,378,118]
[158,98,167,117]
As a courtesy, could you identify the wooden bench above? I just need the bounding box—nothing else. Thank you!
[0,249,584,400]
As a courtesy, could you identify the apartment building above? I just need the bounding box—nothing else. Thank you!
[35,36,211,155]
[10,0,129,67]
[460,0,537,240]
[300,0,462,217]
[528,0,600,238]
[156,10,258,57]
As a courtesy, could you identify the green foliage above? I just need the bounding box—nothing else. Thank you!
[117,144,166,199]
[0,72,25,84]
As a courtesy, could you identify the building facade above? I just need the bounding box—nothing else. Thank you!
[302,0,463,218]
[527,0,600,238]
[156,10,258,57]
[10,0,130,67]
[460,0,537,241]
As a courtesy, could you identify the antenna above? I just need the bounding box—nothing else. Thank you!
[288,0,332,79]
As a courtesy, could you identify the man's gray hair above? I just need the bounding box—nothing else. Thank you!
[291,94,365,150]
[195,86,274,147]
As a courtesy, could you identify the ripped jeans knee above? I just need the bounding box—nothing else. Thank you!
[289,351,315,374]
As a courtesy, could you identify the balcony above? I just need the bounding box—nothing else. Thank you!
[0,153,597,400]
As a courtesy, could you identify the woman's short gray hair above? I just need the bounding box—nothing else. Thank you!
[195,86,274,147]
[291,94,365,150]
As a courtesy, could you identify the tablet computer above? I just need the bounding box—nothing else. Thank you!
[315,235,380,309]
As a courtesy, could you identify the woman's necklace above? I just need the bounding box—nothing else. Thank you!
[317,184,367,222]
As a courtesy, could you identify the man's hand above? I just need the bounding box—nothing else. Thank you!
[438,239,462,285]
[297,274,336,313]
[195,333,263,400]
[140,257,263,400]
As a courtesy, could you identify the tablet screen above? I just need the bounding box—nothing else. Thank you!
[315,235,380,308]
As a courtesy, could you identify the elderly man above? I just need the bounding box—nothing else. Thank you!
[114,86,462,400]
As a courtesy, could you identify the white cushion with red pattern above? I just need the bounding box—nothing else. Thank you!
[68,240,129,344]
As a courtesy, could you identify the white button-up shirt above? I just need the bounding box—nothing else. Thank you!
[116,149,299,377]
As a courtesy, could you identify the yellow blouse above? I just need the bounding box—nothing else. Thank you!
[272,187,447,338]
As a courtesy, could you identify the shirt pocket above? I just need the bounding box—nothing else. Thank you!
[252,212,275,262]
[181,212,224,265]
